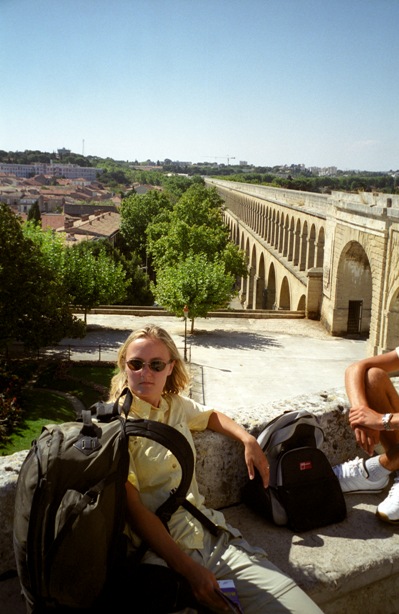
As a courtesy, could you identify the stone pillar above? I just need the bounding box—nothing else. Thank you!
[306,267,323,320]
[246,267,255,309]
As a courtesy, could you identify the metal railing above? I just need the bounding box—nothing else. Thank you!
[1,341,191,365]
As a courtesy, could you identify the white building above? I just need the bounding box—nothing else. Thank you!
[0,162,102,181]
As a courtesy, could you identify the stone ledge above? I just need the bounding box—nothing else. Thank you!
[223,494,399,614]
[0,388,391,614]
[0,389,356,579]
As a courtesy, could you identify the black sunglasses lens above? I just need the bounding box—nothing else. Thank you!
[128,360,144,371]
[150,360,167,372]
[127,359,168,372]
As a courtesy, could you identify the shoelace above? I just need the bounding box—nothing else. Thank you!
[336,456,363,478]
[386,478,399,499]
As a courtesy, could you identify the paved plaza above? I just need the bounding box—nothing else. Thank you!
[61,313,367,417]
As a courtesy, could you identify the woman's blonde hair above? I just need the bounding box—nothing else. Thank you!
[108,324,190,401]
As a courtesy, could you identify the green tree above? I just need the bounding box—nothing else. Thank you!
[161,175,203,202]
[22,221,65,273]
[152,254,235,332]
[26,201,41,225]
[0,204,83,350]
[63,243,128,321]
[74,239,153,306]
[147,184,247,278]
[120,190,172,263]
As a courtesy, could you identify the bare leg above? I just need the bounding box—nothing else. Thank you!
[365,367,399,471]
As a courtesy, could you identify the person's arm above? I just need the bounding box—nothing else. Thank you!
[207,411,269,488]
[348,405,399,431]
[345,350,399,407]
[345,350,399,454]
[125,481,229,612]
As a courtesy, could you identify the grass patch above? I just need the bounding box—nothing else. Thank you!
[68,365,116,388]
[35,363,116,407]
[0,362,117,456]
[0,389,76,455]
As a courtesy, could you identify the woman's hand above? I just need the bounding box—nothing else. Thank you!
[243,435,270,488]
[183,558,229,612]
[207,412,270,488]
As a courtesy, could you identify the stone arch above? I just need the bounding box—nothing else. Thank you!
[239,236,251,304]
[271,209,277,247]
[279,276,291,309]
[297,294,306,310]
[257,253,266,309]
[278,212,285,252]
[307,224,316,269]
[293,218,301,266]
[288,216,295,261]
[260,203,267,239]
[268,209,273,245]
[239,229,245,251]
[275,210,280,249]
[246,243,257,309]
[266,262,276,309]
[385,287,399,351]
[316,226,325,268]
[300,221,308,271]
[232,220,239,244]
[283,214,290,257]
[334,241,372,336]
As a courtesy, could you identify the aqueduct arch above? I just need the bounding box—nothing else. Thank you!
[207,178,399,355]
[333,241,372,336]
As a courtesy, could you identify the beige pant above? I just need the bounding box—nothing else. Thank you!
[144,526,324,614]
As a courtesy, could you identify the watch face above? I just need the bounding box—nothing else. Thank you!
[383,414,393,430]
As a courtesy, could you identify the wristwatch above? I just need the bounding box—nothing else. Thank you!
[382,413,394,431]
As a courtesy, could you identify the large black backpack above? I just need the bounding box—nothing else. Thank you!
[242,410,346,532]
[13,388,216,613]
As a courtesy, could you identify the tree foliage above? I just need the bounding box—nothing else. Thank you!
[147,184,247,278]
[0,204,84,349]
[120,190,173,263]
[27,201,41,225]
[86,238,153,305]
[146,184,246,327]
[63,242,128,320]
[152,254,235,331]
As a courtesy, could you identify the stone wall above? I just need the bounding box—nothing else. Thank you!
[206,178,399,357]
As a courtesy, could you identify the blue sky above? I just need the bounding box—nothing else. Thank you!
[1,0,398,171]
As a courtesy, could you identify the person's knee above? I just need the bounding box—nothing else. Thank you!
[366,367,399,412]
[366,367,390,392]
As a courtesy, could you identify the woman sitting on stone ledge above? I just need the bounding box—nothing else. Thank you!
[109,324,324,613]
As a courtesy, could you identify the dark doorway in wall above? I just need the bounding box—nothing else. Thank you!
[347,300,363,334]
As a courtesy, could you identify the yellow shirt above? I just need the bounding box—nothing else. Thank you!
[125,393,235,551]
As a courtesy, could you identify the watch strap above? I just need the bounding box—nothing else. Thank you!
[382,413,394,431]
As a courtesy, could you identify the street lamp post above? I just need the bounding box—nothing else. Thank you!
[183,305,189,361]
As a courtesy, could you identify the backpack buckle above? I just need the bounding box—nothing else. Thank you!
[74,435,102,455]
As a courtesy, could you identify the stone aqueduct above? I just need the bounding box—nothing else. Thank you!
[205,178,399,356]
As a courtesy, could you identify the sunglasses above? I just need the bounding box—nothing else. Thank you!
[126,358,173,373]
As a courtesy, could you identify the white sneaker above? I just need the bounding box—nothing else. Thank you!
[377,477,399,524]
[333,457,389,494]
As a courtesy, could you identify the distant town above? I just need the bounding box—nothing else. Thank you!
[0,148,397,237]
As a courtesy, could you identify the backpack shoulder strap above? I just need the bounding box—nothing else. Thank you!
[92,388,219,533]
[124,418,194,525]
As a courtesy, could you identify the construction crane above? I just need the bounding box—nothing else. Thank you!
[203,155,236,165]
